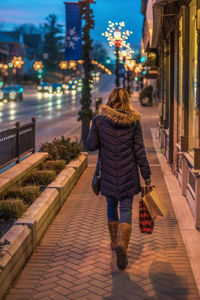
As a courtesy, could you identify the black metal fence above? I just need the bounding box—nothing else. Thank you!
[0,118,35,170]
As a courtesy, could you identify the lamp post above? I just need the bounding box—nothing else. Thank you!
[79,0,95,143]
[121,49,127,89]
[125,59,136,94]
[59,60,68,81]
[113,29,122,87]
[102,21,133,88]
[33,61,44,84]
[11,56,24,83]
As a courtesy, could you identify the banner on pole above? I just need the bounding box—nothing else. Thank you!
[65,2,82,61]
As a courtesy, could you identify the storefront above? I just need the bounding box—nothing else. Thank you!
[144,0,200,228]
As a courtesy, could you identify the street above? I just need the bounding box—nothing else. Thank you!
[0,74,114,149]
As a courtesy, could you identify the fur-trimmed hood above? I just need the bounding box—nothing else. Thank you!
[98,104,141,126]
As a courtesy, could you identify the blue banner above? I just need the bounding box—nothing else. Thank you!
[65,2,82,61]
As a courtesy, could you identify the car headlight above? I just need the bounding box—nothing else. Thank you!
[44,86,48,90]
[69,80,72,84]
[37,86,42,90]
[0,91,4,99]
[9,91,16,99]
[72,85,76,89]
[49,87,53,93]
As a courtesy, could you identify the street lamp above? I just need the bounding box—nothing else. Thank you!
[102,21,133,87]
[11,56,24,83]
[59,61,68,81]
[33,61,44,83]
[121,49,127,89]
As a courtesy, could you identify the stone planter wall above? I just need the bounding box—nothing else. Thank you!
[0,152,88,299]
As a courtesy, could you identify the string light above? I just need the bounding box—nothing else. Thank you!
[102,21,133,50]
[11,56,24,69]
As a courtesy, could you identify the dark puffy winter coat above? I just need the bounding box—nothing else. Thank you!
[85,104,151,197]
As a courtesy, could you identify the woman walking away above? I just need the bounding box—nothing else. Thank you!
[85,88,151,270]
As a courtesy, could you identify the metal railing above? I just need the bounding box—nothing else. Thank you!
[0,118,35,170]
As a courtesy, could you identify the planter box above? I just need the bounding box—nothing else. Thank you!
[0,152,48,194]
[0,225,32,298]
[0,152,88,299]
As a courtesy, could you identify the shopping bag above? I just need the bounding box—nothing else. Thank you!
[139,199,154,234]
[142,186,167,222]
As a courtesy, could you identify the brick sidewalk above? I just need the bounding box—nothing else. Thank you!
[4,94,200,300]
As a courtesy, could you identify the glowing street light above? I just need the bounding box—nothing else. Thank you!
[33,61,44,72]
[33,61,44,83]
[59,61,68,70]
[11,56,24,69]
[102,21,133,87]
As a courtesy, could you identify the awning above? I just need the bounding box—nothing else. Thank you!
[151,0,182,48]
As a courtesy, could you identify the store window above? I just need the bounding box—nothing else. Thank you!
[188,0,197,152]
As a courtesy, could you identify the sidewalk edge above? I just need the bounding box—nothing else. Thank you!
[151,128,200,296]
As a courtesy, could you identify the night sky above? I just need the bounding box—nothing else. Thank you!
[0,0,143,50]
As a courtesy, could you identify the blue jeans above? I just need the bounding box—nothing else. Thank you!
[106,196,134,225]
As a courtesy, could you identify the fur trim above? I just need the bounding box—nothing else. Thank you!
[98,104,141,126]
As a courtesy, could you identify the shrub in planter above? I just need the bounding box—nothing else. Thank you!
[139,85,153,106]
[40,160,66,175]
[0,199,27,220]
[23,170,56,186]
[40,136,83,164]
[4,186,40,205]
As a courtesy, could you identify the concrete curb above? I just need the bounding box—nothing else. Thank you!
[151,128,200,296]
[0,152,88,299]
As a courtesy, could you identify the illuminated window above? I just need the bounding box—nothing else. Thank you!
[188,0,197,151]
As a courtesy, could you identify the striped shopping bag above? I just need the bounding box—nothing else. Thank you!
[139,187,154,234]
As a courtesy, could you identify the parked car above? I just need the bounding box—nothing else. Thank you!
[52,83,64,94]
[0,85,23,102]
[37,82,52,93]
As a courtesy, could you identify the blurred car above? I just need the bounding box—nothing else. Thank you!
[65,80,77,91]
[0,85,23,102]
[76,78,83,92]
[37,82,52,93]
[52,83,64,94]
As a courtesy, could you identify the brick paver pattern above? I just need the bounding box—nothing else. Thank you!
[5,96,200,300]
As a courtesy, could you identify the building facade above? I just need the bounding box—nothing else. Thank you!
[141,0,200,228]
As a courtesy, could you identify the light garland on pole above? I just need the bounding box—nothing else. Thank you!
[33,61,44,82]
[102,21,133,87]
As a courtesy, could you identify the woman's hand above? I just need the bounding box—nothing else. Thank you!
[145,177,151,186]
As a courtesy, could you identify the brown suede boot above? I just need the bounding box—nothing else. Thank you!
[116,223,132,270]
[107,221,119,250]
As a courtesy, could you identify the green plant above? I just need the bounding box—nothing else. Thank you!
[0,199,27,220]
[4,186,40,205]
[40,136,83,164]
[139,85,153,105]
[40,160,66,174]
[23,170,56,186]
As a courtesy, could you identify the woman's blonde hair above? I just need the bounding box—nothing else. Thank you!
[107,88,132,111]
